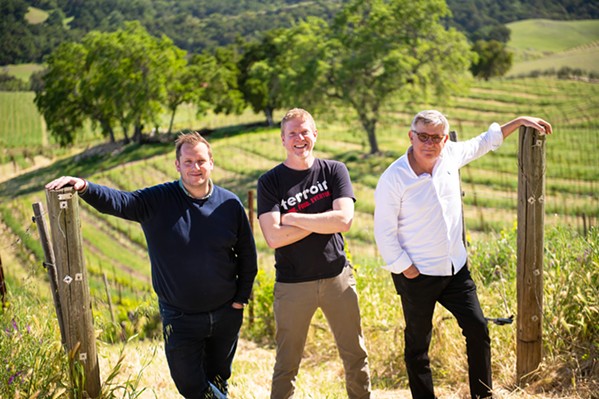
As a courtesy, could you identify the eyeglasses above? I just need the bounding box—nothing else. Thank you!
[412,131,446,144]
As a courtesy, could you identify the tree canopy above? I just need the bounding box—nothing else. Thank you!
[2,0,596,66]
[274,0,474,154]
[34,21,245,147]
[471,40,513,81]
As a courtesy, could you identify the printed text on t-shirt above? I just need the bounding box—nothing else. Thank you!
[280,180,330,212]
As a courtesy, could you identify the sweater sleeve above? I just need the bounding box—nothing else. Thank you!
[232,201,258,304]
[80,182,156,223]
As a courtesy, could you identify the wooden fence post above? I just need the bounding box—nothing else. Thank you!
[247,190,255,328]
[103,272,116,324]
[516,126,546,384]
[32,202,67,346]
[45,187,101,398]
[0,252,7,309]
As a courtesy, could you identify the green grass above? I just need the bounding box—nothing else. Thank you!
[0,16,597,396]
[1,63,45,81]
[507,19,599,75]
[508,19,599,54]
[0,92,45,148]
[25,7,49,25]
[508,45,599,76]
[0,76,597,397]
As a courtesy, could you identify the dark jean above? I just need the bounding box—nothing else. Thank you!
[159,301,243,399]
[392,266,492,399]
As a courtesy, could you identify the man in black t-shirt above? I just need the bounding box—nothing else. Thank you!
[257,108,371,399]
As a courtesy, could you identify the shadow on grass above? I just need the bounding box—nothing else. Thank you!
[0,121,276,200]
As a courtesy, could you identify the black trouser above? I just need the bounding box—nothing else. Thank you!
[392,266,492,399]
[159,301,243,399]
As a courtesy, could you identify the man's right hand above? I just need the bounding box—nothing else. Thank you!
[46,176,87,191]
[403,264,420,279]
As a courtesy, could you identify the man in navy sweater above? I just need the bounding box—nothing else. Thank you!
[46,132,258,399]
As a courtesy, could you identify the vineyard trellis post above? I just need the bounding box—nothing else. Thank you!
[516,126,546,384]
[32,202,67,346]
[247,190,255,328]
[0,252,7,309]
[44,187,101,398]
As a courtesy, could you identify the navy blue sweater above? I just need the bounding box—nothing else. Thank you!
[81,180,257,313]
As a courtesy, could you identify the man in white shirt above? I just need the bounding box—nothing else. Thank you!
[373,110,552,399]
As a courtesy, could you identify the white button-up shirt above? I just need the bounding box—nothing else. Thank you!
[374,123,503,276]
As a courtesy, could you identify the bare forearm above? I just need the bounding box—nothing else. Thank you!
[282,210,352,234]
[500,116,552,139]
[260,222,311,249]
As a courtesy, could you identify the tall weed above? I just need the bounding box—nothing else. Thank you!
[0,294,153,398]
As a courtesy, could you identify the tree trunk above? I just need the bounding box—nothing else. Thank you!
[133,121,143,144]
[359,115,379,154]
[168,107,177,134]
[264,107,274,127]
[101,119,116,143]
[122,126,130,144]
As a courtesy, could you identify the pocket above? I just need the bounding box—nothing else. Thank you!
[159,303,185,324]
[345,264,357,287]
[404,273,425,281]
[392,272,428,296]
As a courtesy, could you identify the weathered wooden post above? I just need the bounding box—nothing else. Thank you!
[45,186,101,397]
[102,272,116,324]
[0,252,7,309]
[516,126,546,384]
[32,202,67,346]
[248,190,255,232]
[247,190,255,328]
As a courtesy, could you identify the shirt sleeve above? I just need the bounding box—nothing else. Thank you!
[332,161,355,202]
[257,169,283,216]
[453,122,504,168]
[373,169,413,274]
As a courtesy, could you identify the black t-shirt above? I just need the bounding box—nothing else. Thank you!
[257,158,355,282]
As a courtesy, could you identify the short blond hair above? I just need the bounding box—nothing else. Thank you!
[280,108,316,135]
[175,131,212,160]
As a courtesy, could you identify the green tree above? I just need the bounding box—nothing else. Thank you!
[470,39,513,81]
[190,47,245,120]
[277,0,474,154]
[35,22,186,146]
[238,29,286,126]
[34,42,89,146]
[164,48,244,135]
[108,22,184,143]
[0,0,37,64]
[0,72,28,91]
[164,58,195,134]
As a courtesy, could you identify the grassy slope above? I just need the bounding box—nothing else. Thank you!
[1,17,598,397]
[507,19,599,75]
[1,76,597,398]
[24,7,49,25]
[2,63,46,81]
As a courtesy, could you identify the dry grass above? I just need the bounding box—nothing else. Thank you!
[98,338,592,399]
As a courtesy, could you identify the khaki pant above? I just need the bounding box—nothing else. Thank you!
[271,265,371,399]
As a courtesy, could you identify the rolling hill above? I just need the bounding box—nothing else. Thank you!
[507,18,599,75]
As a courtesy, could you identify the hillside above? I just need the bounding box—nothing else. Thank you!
[2,0,598,66]
[1,6,598,396]
[1,76,598,397]
[507,19,599,76]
